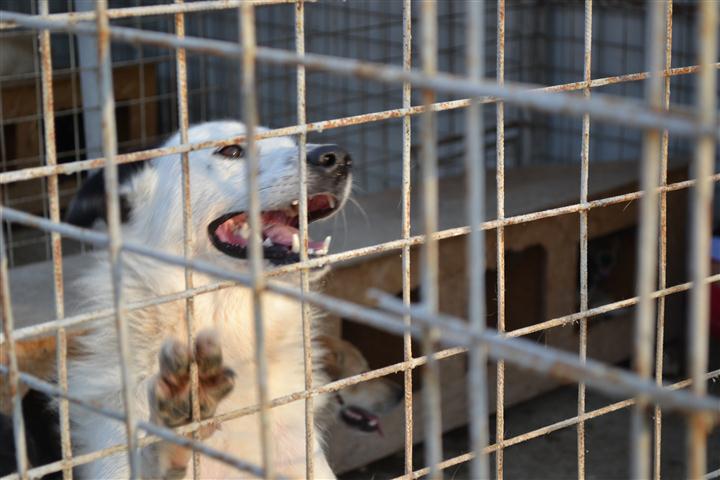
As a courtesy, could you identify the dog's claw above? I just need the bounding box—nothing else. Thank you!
[149,329,235,429]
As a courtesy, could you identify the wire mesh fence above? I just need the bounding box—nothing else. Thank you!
[0,0,718,479]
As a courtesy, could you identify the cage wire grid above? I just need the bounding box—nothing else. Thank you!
[0,0,718,479]
[0,1,705,269]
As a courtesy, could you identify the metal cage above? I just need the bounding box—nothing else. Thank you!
[0,0,719,479]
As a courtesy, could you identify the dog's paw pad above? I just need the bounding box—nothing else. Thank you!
[149,330,235,429]
[198,367,236,416]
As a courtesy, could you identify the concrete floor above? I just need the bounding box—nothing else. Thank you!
[342,357,720,480]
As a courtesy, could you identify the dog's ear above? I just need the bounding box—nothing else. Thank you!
[65,162,146,227]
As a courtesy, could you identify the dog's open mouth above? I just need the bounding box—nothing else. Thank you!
[340,405,383,436]
[208,193,339,265]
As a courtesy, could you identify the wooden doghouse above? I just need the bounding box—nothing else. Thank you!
[313,160,689,473]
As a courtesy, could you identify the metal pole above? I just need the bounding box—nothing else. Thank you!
[240,3,274,478]
[38,1,73,477]
[687,1,718,477]
[2,206,720,419]
[577,2,592,478]
[654,2,673,478]
[631,1,665,477]
[495,0,507,476]
[419,1,443,477]
[294,1,315,477]
[401,1,414,477]
[173,1,201,477]
[2,11,716,140]
[465,0,490,478]
[95,0,140,474]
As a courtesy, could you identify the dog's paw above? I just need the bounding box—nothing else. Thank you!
[148,329,235,429]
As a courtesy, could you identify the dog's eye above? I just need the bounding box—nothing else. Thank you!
[215,144,245,159]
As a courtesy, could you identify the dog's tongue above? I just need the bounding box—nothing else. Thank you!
[215,213,325,250]
[263,224,325,250]
[214,214,249,246]
[263,223,296,246]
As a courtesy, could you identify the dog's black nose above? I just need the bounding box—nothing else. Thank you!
[307,145,352,172]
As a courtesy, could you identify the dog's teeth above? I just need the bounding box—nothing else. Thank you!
[323,235,332,253]
[240,223,250,239]
[328,197,336,209]
[291,233,300,253]
[263,237,273,248]
[291,200,299,206]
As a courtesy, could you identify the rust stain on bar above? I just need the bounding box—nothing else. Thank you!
[654,2,673,478]
[38,1,73,478]
[495,0,507,476]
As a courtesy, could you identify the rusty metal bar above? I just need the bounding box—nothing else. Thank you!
[293,1,315,477]
[401,0,414,477]
[393,368,720,480]
[0,284,720,480]
[240,3,274,478]
[0,61,718,187]
[0,368,271,480]
[419,1,443,477]
[3,223,720,474]
[0,224,28,479]
[38,1,72,478]
[577,2,592,478]
[654,2,673,478]
[4,207,719,434]
[465,1,490,478]
[687,1,718,477]
[95,0,140,474]
[8,247,720,359]
[173,1,202,477]
[631,1,666,477]
[3,341,718,480]
[495,1,507,477]
[0,0,303,29]
[369,292,720,418]
[1,345,468,480]
[1,11,717,141]
[507,275,719,339]
[9,172,720,347]
[0,349,467,480]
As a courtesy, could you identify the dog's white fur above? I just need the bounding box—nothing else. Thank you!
[66,121,348,478]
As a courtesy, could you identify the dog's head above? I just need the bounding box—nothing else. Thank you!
[66,121,352,269]
[318,335,403,435]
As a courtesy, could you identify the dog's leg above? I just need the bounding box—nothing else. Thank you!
[143,330,235,479]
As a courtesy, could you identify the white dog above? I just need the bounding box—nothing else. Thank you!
[64,121,352,479]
